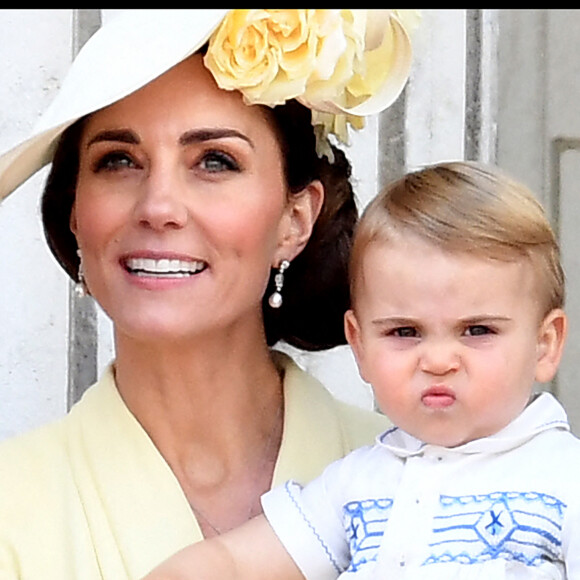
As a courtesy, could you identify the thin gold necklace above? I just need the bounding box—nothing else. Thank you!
[190,402,283,536]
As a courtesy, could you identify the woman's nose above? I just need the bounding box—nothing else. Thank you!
[419,340,461,375]
[133,171,189,231]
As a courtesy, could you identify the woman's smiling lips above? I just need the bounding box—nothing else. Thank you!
[121,253,208,282]
[421,386,456,409]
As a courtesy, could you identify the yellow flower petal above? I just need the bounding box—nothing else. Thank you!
[204,9,418,155]
[339,11,414,116]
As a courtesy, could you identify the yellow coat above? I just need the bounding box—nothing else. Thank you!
[0,353,387,579]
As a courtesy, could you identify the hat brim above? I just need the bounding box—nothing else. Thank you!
[0,9,229,202]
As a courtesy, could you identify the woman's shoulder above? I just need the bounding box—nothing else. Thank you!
[0,416,73,530]
[0,370,115,501]
[0,369,115,476]
[0,415,68,470]
[274,349,390,450]
[333,397,390,450]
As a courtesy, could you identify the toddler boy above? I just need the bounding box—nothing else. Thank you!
[144,161,580,578]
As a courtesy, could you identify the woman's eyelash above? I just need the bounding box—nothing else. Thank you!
[199,150,241,173]
[91,148,242,175]
[93,151,137,172]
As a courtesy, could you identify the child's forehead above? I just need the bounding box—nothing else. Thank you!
[359,235,535,292]
[363,234,520,269]
[355,236,547,317]
[364,227,526,265]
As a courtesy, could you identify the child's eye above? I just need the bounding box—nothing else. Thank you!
[94,151,139,173]
[465,325,494,337]
[199,150,240,173]
[391,327,419,338]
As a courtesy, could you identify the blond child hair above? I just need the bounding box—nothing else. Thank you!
[350,160,564,316]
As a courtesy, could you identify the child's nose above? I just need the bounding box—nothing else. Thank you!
[419,340,460,375]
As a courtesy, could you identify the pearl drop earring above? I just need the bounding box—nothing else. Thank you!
[268,260,290,309]
[75,249,88,298]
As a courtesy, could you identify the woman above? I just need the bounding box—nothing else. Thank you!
[0,9,416,579]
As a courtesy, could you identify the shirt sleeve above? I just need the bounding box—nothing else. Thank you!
[261,480,345,580]
[261,447,377,580]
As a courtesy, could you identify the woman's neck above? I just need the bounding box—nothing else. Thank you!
[114,329,282,439]
[112,329,285,535]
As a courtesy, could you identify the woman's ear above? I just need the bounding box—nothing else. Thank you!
[69,203,78,235]
[535,308,567,384]
[275,180,324,263]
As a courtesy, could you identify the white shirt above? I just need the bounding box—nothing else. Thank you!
[262,393,580,579]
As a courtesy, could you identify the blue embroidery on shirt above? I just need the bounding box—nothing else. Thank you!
[485,509,504,536]
[343,498,393,572]
[424,491,566,567]
[378,427,399,444]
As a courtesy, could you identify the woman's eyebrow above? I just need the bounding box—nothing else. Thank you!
[179,128,255,149]
[85,127,255,149]
[86,129,140,147]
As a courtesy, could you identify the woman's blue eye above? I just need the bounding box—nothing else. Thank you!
[200,151,240,173]
[94,152,137,172]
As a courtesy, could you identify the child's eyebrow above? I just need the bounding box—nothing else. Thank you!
[459,315,512,324]
[369,315,513,327]
[371,316,418,327]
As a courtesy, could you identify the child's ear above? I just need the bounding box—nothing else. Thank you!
[344,309,370,384]
[535,308,567,383]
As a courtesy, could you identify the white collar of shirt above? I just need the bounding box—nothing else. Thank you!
[377,392,570,459]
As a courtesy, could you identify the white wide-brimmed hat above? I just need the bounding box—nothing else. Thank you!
[0,9,416,202]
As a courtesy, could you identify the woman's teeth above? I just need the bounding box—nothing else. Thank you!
[125,258,206,278]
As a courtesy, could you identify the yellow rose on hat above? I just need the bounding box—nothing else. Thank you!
[204,9,417,158]
[204,9,349,106]
[297,10,366,112]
